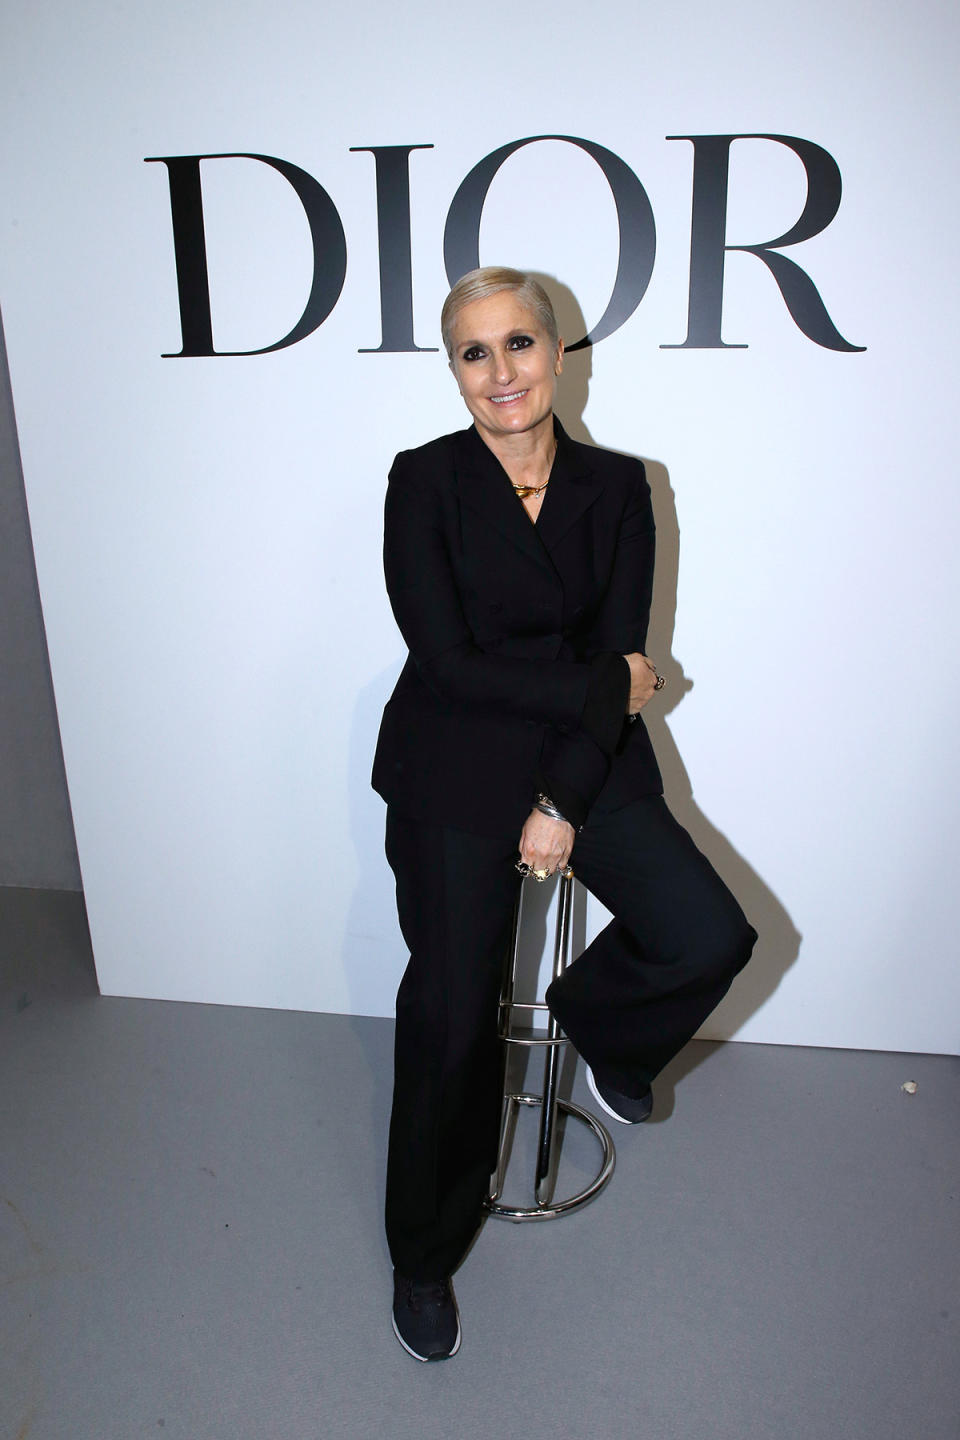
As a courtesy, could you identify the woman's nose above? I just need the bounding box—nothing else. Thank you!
[492,348,517,385]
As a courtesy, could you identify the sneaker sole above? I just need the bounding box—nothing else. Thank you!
[586,1065,649,1125]
[391,1311,462,1362]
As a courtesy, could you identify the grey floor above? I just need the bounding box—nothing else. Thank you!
[1,888,957,1440]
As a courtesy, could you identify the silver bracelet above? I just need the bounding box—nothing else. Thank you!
[535,792,568,824]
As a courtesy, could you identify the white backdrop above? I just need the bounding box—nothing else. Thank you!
[2,0,958,1053]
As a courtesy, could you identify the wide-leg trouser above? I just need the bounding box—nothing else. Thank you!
[384,796,757,1281]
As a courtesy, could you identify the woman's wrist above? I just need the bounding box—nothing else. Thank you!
[534,793,569,825]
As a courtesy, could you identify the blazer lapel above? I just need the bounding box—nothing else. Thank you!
[452,419,606,572]
[453,426,553,573]
[535,420,605,554]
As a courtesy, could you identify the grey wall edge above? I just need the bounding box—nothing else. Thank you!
[0,305,82,890]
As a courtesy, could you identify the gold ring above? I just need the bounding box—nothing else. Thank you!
[532,867,550,883]
[654,674,665,691]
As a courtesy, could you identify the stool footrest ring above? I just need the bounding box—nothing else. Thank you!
[484,1092,615,1222]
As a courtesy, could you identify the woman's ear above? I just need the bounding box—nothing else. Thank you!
[555,338,565,376]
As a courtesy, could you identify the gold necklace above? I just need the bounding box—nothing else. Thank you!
[510,442,556,501]
[511,478,550,501]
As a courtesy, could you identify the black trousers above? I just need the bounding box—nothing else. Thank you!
[384,796,757,1281]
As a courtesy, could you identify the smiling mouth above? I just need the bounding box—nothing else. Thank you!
[489,389,529,405]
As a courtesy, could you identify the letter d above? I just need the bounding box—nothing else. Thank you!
[145,153,347,356]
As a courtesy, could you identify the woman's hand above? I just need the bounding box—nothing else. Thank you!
[623,652,660,714]
[518,808,575,878]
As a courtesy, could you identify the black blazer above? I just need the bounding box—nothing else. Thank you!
[372,419,663,840]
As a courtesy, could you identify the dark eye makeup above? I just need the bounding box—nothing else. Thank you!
[460,333,536,363]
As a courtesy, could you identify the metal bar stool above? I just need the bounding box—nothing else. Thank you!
[484,871,616,1222]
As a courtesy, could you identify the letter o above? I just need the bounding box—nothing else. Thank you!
[443,135,656,350]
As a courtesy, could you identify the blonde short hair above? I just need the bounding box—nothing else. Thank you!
[440,267,559,361]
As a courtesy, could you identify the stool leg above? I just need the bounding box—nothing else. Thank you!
[534,874,574,1206]
[486,873,615,1222]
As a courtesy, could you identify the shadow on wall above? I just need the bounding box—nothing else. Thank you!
[547,274,802,1045]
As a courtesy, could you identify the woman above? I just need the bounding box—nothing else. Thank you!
[372,267,756,1361]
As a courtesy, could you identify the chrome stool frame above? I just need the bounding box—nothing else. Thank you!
[484,872,616,1222]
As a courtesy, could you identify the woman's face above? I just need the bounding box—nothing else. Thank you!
[448,290,563,446]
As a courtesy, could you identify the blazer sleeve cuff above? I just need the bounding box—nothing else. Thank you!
[579,653,630,757]
[533,767,589,832]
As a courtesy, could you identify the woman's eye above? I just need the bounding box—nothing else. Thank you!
[509,335,534,350]
[462,346,485,363]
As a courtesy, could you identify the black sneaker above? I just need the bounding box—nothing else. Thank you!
[392,1272,461,1361]
[586,1066,653,1125]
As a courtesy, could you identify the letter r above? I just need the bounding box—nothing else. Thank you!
[663,134,865,352]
